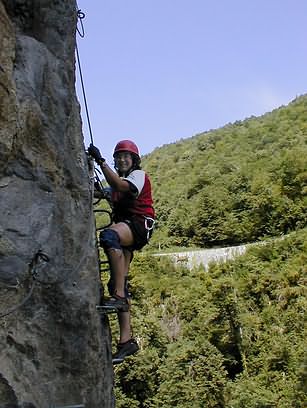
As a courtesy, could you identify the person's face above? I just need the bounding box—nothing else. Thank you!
[114,151,133,174]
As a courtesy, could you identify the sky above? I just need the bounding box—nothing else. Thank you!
[75,0,307,164]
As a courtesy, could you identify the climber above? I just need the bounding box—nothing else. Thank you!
[88,140,155,364]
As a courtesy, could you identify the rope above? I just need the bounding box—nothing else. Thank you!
[76,8,94,145]
[0,282,36,320]
[75,7,113,288]
[31,222,95,285]
[76,7,85,38]
[75,7,111,209]
[0,251,49,319]
[0,241,97,315]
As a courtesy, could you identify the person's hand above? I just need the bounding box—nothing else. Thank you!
[88,144,105,163]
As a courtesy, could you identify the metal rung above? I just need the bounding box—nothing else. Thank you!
[96,305,117,314]
[54,405,85,408]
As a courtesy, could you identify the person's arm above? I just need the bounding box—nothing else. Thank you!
[87,144,130,192]
[99,161,130,192]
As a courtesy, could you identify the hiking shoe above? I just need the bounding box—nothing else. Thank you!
[101,294,129,312]
[112,338,139,364]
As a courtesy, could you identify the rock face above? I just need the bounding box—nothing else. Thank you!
[0,1,113,406]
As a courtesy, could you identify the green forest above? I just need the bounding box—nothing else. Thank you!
[144,95,307,249]
[112,229,306,407]
[97,95,307,407]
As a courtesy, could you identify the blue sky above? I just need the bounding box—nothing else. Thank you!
[75,0,307,164]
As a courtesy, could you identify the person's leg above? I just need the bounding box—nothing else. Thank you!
[117,249,133,343]
[112,249,139,363]
[101,226,139,363]
[100,223,134,299]
[106,248,126,297]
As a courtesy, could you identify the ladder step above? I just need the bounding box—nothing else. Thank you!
[96,305,118,314]
[54,405,85,408]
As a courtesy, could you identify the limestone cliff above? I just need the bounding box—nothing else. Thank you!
[0,1,114,406]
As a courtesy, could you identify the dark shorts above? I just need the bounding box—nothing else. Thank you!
[121,215,154,251]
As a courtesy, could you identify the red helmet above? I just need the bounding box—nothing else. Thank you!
[113,140,140,158]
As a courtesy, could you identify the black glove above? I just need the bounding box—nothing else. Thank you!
[88,143,105,164]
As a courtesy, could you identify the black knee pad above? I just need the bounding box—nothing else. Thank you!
[100,228,121,250]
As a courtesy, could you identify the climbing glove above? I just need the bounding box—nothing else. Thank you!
[88,143,105,164]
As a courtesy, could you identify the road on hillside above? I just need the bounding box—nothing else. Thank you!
[154,243,251,270]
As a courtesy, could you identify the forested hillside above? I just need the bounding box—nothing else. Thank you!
[112,229,306,407]
[97,96,307,407]
[143,95,307,249]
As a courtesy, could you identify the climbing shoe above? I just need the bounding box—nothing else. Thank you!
[112,338,139,364]
[101,294,129,312]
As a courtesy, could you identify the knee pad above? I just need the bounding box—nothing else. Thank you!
[100,228,121,251]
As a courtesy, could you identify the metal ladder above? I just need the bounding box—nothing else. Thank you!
[90,160,117,315]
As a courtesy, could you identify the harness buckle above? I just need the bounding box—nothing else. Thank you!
[144,216,155,241]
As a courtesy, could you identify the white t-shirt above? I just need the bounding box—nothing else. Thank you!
[123,170,145,197]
